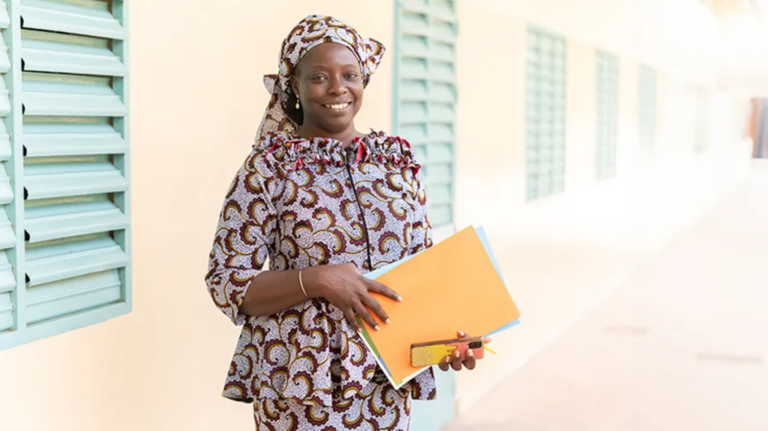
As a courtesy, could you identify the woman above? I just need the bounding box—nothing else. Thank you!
[206,15,487,430]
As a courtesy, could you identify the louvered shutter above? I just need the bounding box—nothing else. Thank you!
[526,25,566,201]
[595,50,619,180]
[0,0,15,334]
[393,4,459,429]
[638,64,657,153]
[1,0,130,350]
[394,0,457,228]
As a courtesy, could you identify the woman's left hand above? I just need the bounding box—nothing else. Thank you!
[438,330,492,372]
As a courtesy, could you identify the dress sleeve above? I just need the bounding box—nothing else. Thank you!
[205,149,278,325]
[408,162,434,256]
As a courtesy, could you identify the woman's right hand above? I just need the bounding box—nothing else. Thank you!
[304,263,402,333]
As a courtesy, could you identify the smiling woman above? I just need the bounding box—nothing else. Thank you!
[204,14,483,431]
[287,43,365,137]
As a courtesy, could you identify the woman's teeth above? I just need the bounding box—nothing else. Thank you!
[324,103,351,111]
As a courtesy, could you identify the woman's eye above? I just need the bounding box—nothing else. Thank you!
[312,75,327,82]
[346,73,359,80]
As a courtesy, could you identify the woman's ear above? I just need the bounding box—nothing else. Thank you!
[290,75,300,99]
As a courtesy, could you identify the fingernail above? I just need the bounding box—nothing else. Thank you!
[385,319,391,325]
[374,325,380,331]
[397,296,403,302]
[357,328,363,333]
[467,349,474,357]
[444,357,451,364]
[458,330,466,337]
[454,350,460,358]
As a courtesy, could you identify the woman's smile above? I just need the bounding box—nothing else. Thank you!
[323,102,353,111]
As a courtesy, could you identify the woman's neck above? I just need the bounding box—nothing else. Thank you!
[295,124,365,148]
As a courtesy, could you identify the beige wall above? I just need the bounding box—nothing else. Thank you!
[0,2,394,430]
[0,0,757,429]
[452,0,751,413]
[453,9,528,229]
[717,13,768,97]
[455,0,724,232]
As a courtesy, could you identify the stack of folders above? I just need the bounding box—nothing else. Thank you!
[359,226,521,389]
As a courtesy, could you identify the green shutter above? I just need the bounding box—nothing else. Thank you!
[393,0,457,228]
[526,25,566,201]
[0,0,14,333]
[595,50,619,180]
[638,64,656,152]
[394,4,458,430]
[0,0,130,351]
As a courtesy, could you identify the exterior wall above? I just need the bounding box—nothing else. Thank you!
[452,0,752,413]
[455,0,722,231]
[0,0,758,430]
[0,2,394,431]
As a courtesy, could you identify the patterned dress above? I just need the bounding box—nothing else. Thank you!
[206,130,437,430]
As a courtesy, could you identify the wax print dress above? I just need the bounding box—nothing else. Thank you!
[205,129,437,430]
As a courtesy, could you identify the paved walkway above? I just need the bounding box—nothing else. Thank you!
[445,161,768,431]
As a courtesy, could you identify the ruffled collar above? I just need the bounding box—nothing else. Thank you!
[256,129,420,174]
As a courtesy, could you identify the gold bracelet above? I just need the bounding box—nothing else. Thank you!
[298,269,309,299]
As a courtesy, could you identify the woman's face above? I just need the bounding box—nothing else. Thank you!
[292,43,364,134]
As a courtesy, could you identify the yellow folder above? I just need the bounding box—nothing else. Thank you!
[364,226,520,386]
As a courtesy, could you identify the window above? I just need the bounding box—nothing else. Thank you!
[0,0,130,351]
[393,0,457,228]
[595,50,619,180]
[526,25,566,200]
[638,64,657,153]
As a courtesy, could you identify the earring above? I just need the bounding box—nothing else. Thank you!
[295,98,301,110]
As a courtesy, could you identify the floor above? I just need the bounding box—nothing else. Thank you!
[444,161,768,431]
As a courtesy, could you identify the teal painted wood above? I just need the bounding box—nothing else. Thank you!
[0,123,10,160]
[21,29,126,77]
[26,234,128,285]
[595,50,619,180]
[526,25,567,201]
[108,0,131,308]
[0,288,12,330]
[0,301,129,350]
[0,4,9,292]
[24,121,128,157]
[22,74,127,116]
[20,0,125,40]
[24,161,129,200]
[2,0,24,338]
[394,2,458,428]
[0,1,9,28]
[393,0,457,229]
[0,0,131,351]
[25,197,129,243]
[410,368,456,431]
[26,269,121,324]
[638,64,656,153]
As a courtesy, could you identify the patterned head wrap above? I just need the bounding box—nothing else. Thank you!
[256,15,386,141]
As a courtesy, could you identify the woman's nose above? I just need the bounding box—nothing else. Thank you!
[328,76,348,96]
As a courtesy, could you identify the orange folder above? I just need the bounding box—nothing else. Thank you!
[364,226,520,386]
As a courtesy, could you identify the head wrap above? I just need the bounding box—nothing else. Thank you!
[256,15,386,142]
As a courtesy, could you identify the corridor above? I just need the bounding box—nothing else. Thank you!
[446,161,768,431]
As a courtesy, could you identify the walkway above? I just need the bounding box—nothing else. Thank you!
[445,161,768,431]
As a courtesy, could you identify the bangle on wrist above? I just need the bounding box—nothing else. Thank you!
[298,269,310,299]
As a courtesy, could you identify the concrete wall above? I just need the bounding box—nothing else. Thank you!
[0,0,757,429]
[454,0,723,231]
[717,15,768,97]
[0,2,394,430]
[452,0,753,414]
